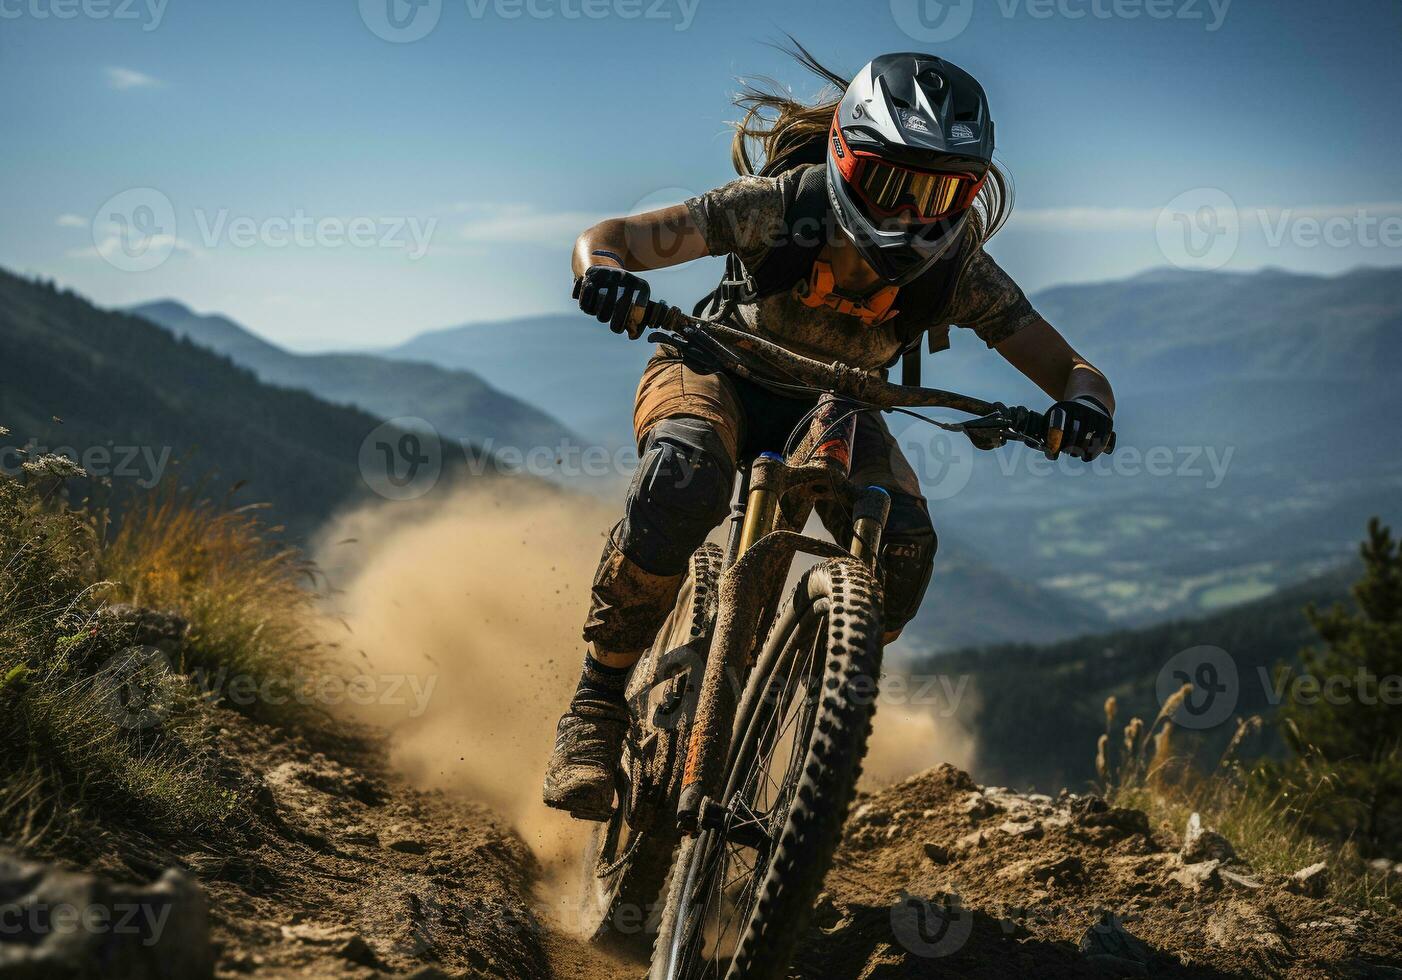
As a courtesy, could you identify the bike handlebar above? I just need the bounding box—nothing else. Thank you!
[622,299,1109,456]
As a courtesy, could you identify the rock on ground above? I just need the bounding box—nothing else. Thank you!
[0,854,213,979]
[790,764,1402,979]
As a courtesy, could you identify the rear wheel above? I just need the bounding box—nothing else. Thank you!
[580,543,723,959]
[650,558,883,980]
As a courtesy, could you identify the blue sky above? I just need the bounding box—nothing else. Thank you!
[2,0,1399,349]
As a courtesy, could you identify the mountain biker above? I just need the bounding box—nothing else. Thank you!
[543,49,1116,820]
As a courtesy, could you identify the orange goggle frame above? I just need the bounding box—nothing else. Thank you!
[830,117,985,222]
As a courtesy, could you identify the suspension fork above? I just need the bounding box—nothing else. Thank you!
[849,486,892,570]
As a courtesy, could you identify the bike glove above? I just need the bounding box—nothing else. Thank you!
[1045,395,1114,461]
[574,265,651,338]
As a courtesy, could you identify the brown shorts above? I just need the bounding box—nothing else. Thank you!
[632,350,924,501]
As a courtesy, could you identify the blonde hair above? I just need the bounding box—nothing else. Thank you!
[728,41,1014,240]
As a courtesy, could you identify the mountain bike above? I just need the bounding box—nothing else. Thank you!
[575,297,1088,979]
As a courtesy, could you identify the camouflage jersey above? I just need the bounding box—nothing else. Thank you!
[684,165,1042,373]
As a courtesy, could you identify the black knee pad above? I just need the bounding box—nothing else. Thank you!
[616,419,734,576]
[879,493,937,632]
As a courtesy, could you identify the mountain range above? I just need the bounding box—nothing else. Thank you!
[0,270,469,537]
[129,300,579,458]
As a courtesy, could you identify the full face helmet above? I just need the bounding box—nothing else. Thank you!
[826,53,996,285]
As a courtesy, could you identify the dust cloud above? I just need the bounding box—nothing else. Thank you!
[313,483,612,926]
[312,482,977,928]
[862,696,977,789]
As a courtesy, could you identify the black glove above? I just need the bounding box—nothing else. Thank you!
[1045,395,1114,461]
[573,265,651,338]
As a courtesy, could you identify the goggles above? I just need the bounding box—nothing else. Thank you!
[831,119,985,222]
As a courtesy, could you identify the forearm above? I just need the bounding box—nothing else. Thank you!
[571,204,707,277]
[996,317,1115,415]
[572,220,629,277]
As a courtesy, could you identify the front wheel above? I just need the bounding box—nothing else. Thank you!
[651,558,883,980]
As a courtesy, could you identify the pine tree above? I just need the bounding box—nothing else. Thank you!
[1279,519,1402,853]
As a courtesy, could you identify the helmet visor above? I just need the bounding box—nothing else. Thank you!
[852,157,981,222]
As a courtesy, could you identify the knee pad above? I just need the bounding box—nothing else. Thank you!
[879,494,937,632]
[616,419,734,576]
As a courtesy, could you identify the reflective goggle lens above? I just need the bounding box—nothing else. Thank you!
[855,161,971,220]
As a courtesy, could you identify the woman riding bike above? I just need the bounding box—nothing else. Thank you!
[543,48,1116,821]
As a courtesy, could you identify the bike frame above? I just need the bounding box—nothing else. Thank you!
[676,392,892,833]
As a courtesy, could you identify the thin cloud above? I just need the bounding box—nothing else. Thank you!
[56,214,86,228]
[68,234,197,260]
[1015,201,1402,232]
[458,203,608,247]
[105,67,161,91]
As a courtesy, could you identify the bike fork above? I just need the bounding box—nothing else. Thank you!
[849,485,892,571]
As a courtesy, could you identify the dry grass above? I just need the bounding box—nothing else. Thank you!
[1095,699,1400,912]
[0,467,329,856]
[101,482,329,724]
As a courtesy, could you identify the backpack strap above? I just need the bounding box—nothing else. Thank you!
[717,164,830,307]
[883,213,985,384]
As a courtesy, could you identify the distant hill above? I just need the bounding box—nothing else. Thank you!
[130,301,579,456]
[378,266,1402,444]
[381,313,652,445]
[917,563,1357,791]
[0,270,458,537]
[1034,266,1402,391]
[897,536,1109,654]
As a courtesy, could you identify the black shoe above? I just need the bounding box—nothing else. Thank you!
[542,699,627,821]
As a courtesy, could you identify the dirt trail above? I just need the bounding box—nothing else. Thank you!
[798,765,1401,978]
[168,706,630,980]
[184,724,1398,978]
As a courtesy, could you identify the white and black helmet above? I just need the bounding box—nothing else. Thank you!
[827,53,995,285]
